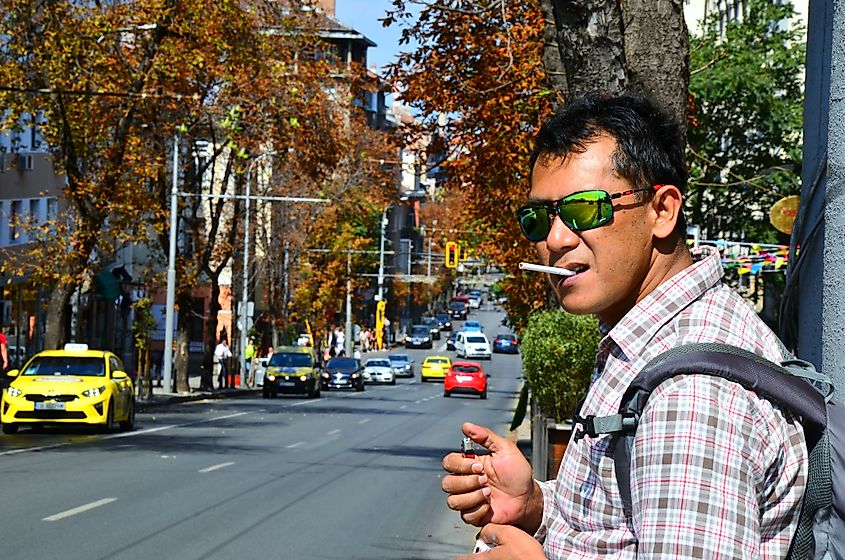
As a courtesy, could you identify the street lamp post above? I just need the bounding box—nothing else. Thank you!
[377,206,388,301]
[240,151,277,387]
[163,132,179,392]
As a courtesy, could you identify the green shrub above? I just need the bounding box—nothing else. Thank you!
[520,310,600,423]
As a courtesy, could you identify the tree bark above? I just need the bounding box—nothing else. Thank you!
[541,0,688,132]
[545,0,628,99]
[538,0,568,107]
[620,0,689,139]
[44,283,74,349]
[174,323,190,393]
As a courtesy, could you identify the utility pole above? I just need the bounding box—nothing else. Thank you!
[345,252,353,357]
[163,132,179,392]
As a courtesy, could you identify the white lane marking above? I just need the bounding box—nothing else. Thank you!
[286,441,304,449]
[43,498,117,522]
[358,419,370,424]
[2,394,354,457]
[199,462,235,473]
[414,400,422,404]
[327,429,341,435]
[399,405,407,409]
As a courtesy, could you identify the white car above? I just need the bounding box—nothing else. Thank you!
[363,358,396,384]
[468,297,481,309]
[455,332,491,360]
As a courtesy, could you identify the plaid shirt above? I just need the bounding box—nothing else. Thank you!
[536,247,807,559]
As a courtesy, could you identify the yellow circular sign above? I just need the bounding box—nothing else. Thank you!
[769,195,800,235]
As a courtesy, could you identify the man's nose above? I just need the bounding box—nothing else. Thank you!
[545,215,580,253]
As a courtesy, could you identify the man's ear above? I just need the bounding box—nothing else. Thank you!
[651,185,684,239]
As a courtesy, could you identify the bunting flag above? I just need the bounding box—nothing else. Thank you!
[693,239,793,275]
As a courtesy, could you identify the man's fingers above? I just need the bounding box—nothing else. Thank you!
[442,452,484,474]
[445,486,488,512]
[458,502,491,527]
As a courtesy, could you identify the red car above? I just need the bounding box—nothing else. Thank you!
[444,361,487,399]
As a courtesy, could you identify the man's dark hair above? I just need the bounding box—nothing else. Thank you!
[530,92,687,233]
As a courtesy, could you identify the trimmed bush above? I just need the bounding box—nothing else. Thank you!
[520,310,600,423]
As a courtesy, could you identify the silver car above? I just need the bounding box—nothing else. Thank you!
[363,358,396,384]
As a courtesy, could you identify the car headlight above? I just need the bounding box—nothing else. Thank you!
[299,375,307,381]
[351,373,359,379]
[321,372,330,379]
[83,385,106,397]
[267,374,276,381]
[6,386,22,397]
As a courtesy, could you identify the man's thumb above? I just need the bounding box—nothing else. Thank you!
[462,422,508,453]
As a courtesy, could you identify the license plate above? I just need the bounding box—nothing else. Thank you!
[456,375,472,383]
[35,402,65,411]
[279,381,296,387]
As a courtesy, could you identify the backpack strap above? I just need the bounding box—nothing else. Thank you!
[574,342,830,555]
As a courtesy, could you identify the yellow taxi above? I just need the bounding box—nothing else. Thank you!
[1,344,135,434]
[420,355,452,382]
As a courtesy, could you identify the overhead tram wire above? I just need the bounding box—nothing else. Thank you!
[0,85,201,101]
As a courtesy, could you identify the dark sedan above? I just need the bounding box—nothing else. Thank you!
[435,313,453,331]
[321,357,365,391]
[493,333,519,354]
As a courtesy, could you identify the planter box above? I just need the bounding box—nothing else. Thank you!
[530,398,573,480]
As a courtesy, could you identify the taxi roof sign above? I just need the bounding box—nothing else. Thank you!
[63,343,90,352]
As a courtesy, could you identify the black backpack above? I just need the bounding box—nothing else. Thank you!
[573,343,844,560]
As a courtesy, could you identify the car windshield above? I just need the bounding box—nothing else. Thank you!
[411,326,429,336]
[366,360,390,367]
[465,322,481,328]
[453,365,480,373]
[424,319,438,326]
[450,303,464,309]
[389,355,409,364]
[327,358,358,369]
[467,336,487,343]
[426,358,449,365]
[269,353,312,367]
[22,356,106,377]
[436,314,449,321]
[497,334,516,341]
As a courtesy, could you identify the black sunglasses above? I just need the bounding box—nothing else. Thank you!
[516,187,660,241]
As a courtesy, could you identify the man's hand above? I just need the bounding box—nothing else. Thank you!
[441,422,542,531]
[453,524,546,560]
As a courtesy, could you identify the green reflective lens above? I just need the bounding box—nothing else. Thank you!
[558,190,612,231]
[517,205,551,242]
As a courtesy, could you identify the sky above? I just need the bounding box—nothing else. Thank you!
[334,0,418,74]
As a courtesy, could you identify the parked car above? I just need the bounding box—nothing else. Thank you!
[444,361,487,399]
[446,330,459,351]
[322,357,365,391]
[388,353,415,378]
[420,355,452,382]
[363,358,395,384]
[1,343,135,434]
[493,333,519,354]
[435,313,453,331]
[449,301,468,320]
[263,345,321,398]
[405,325,433,349]
[462,320,484,332]
[422,317,442,340]
[455,332,492,360]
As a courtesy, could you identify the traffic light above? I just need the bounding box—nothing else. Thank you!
[445,241,460,268]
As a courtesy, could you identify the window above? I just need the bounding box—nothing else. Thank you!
[9,200,21,243]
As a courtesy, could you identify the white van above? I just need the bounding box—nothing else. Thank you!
[455,332,491,360]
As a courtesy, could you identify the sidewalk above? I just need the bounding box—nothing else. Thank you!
[136,371,260,408]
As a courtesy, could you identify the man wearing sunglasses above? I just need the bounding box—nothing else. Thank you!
[441,93,804,559]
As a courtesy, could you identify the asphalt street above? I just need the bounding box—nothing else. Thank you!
[0,308,524,560]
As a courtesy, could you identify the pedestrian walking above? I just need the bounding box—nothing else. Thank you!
[213,338,232,390]
[244,338,256,388]
[441,93,806,559]
[333,325,345,357]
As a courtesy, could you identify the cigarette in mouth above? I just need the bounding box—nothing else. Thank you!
[518,262,576,276]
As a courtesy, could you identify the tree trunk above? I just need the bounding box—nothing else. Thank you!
[620,0,689,139]
[538,0,568,108]
[202,278,222,391]
[541,0,688,131]
[544,0,627,99]
[44,283,74,349]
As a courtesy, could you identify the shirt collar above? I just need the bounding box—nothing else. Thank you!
[604,246,724,361]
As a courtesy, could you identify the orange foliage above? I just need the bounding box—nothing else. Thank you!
[385,0,555,330]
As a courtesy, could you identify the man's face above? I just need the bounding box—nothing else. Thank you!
[529,136,655,326]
